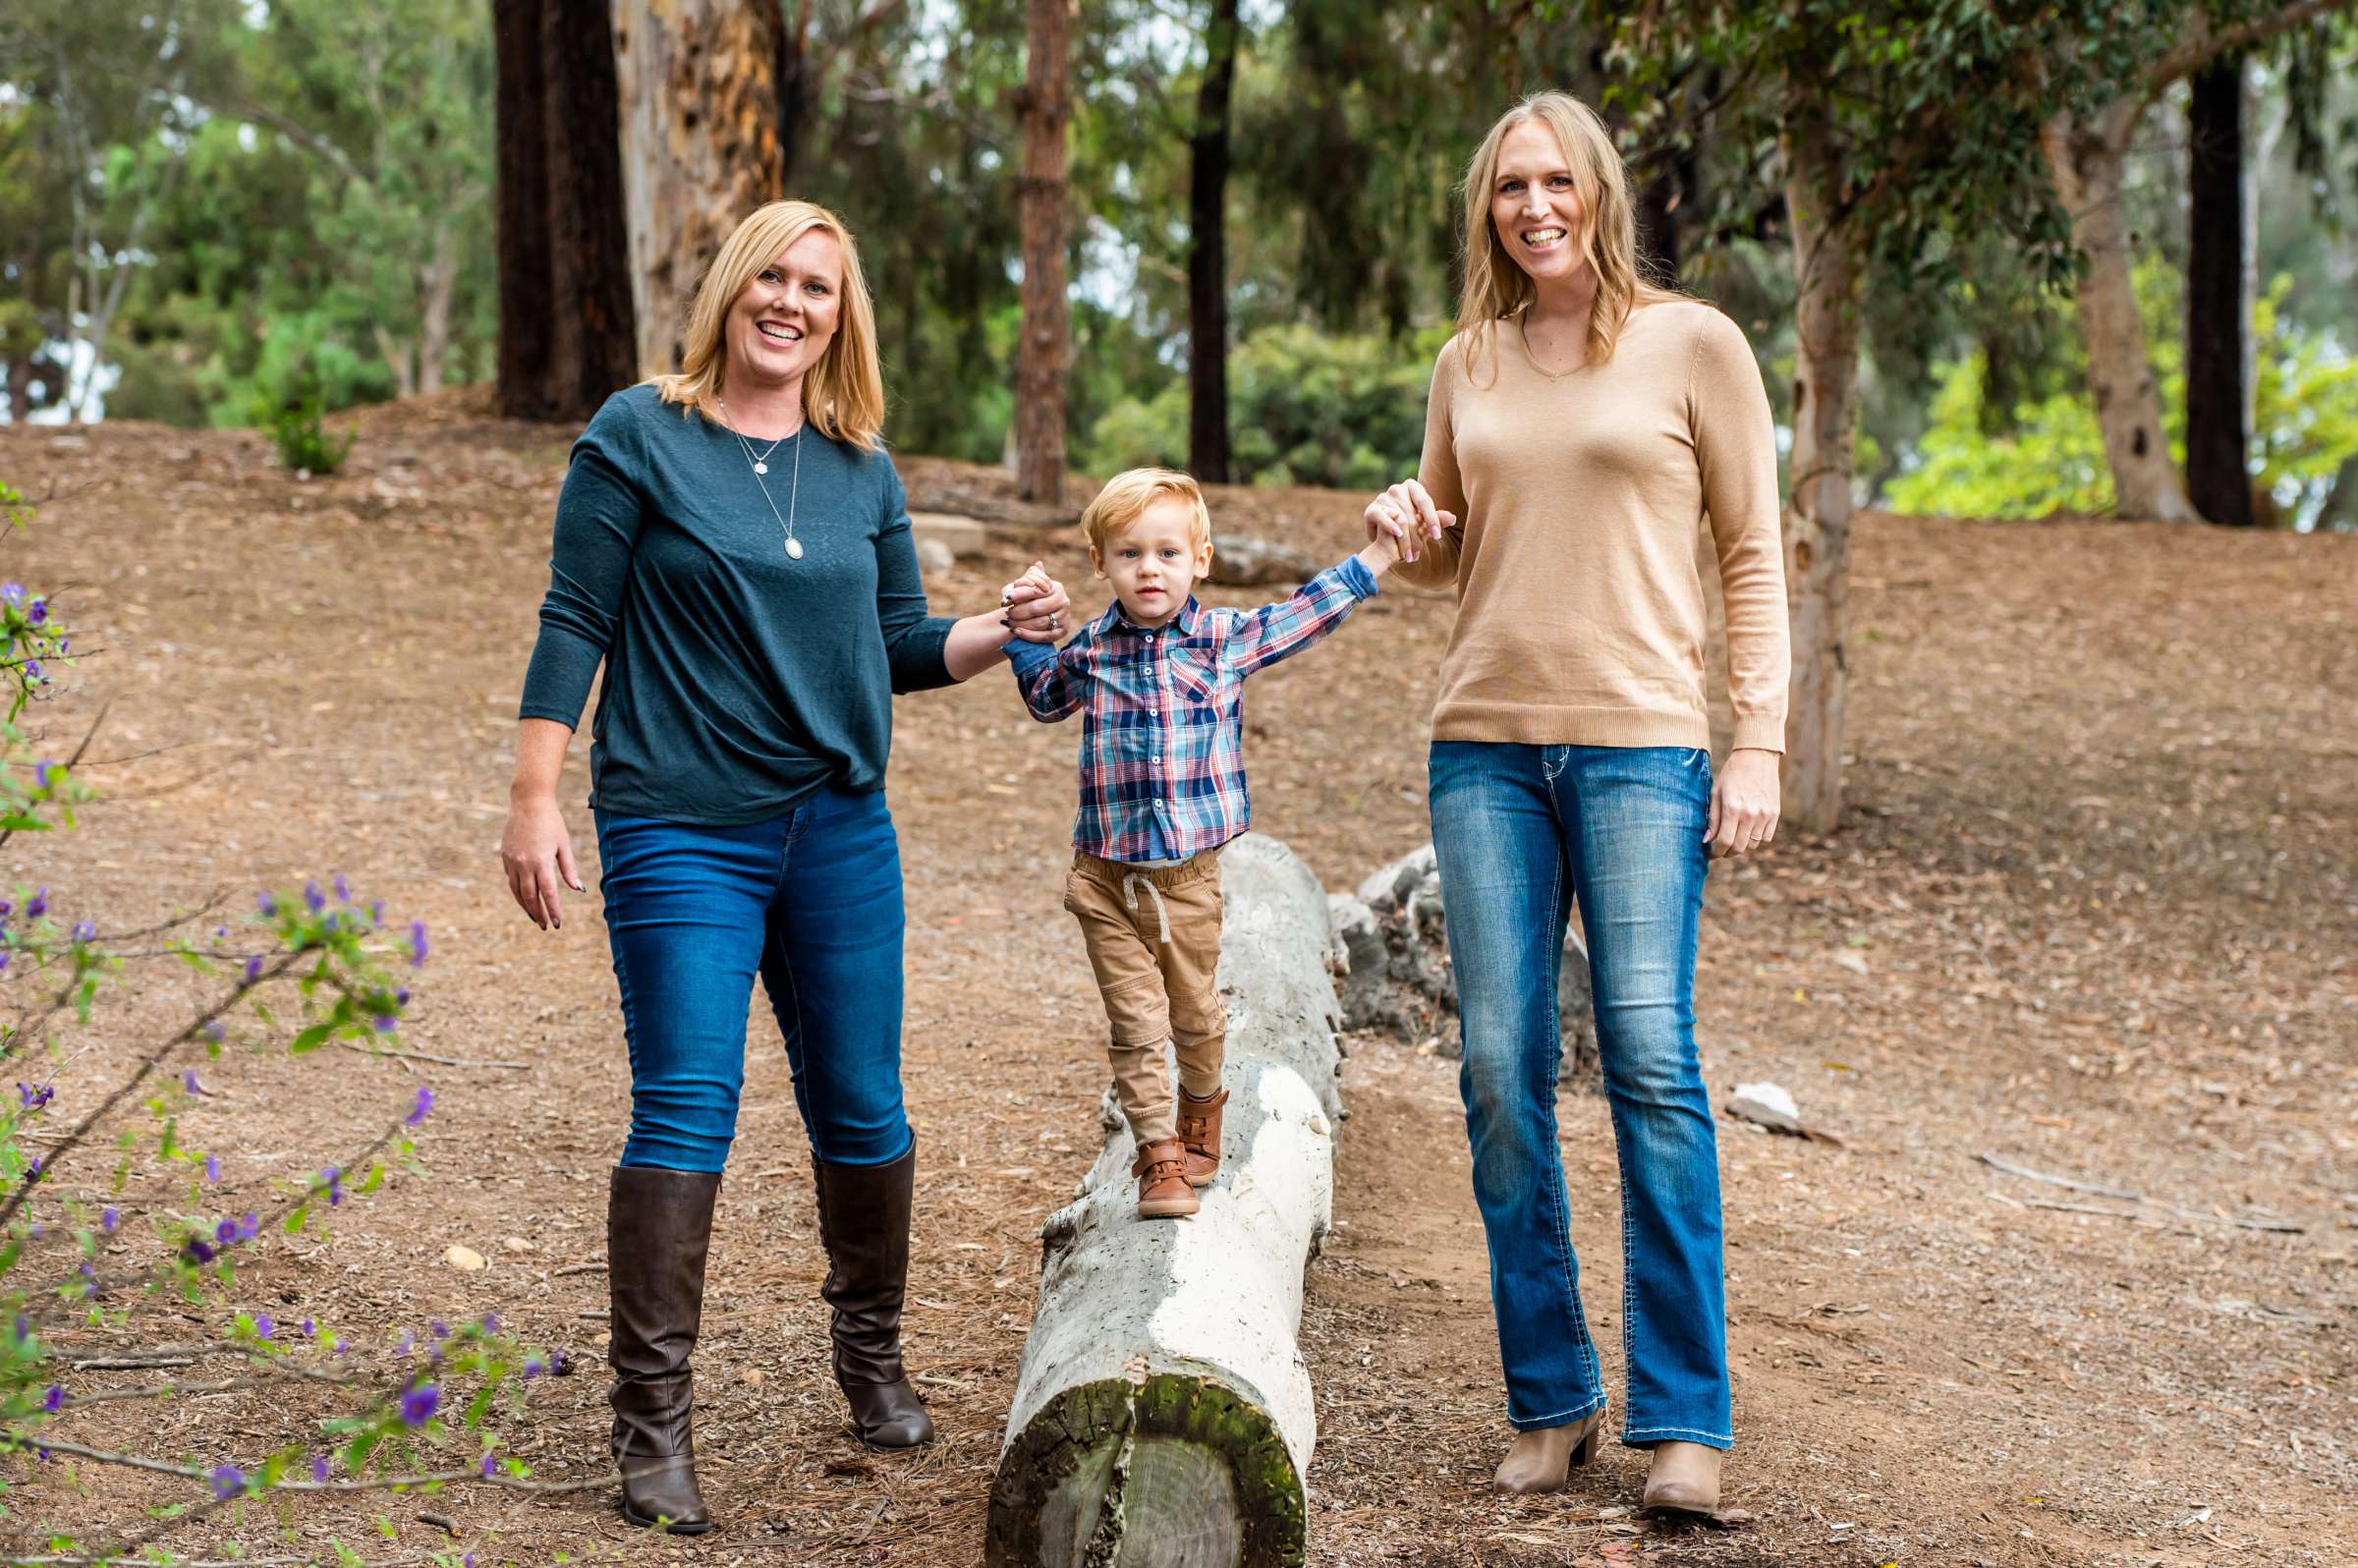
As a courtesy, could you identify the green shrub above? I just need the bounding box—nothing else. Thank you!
[253,364,356,476]
[1080,322,1450,488]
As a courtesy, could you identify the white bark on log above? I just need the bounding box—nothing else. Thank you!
[987,834,1340,1568]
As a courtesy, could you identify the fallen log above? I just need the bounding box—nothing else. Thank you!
[987,833,1343,1568]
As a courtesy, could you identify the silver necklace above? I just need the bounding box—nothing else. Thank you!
[720,399,806,560]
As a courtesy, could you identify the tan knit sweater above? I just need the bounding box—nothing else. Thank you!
[1395,300,1790,755]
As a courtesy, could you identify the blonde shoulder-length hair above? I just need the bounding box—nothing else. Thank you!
[652,199,887,453]
[1454,90,1686,382]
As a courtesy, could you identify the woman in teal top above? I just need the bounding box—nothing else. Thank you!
[500,200,1069,1534]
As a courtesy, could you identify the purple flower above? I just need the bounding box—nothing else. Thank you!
[200,1021,224,1043]
[253,1314,273,1340]
[430,1320,450,1340]
[23,661,39,681]
[480,1314,499,1334]
[213,924,228,938]
[0,584,20,605]
[55,640,66,653]
[184,1069,202,1094]
[243,954,263,984]
[0,953,13,975]
[409,921,429,969]
[396,1330,416,1358]
[34,761,53,789]
[398,1382,439,1428]
[238,1213,258,1241]
[333,874,351,904]
[310,1454,329,1484]
[521,1356,543,1380]
[257,892,277,917]
[25,888,45,920]
[209,1464,245,1499]
[370,900,384,924]
[394,986,411,1006]
[27,600,44,627]
[42,1384,62,1413]
[300,1317,316,1338]
[183,1236,215,1264]
[549,1348,567,1375]
[479,1452,496,1479]
[17,1083,52,1111]
[100,1205,119,1232]
[70,920,94,944]
[215,1217,237,1246]
[0,901,11,917]
[405,1086,434,1126]
[320,1166,343,1205]
[371,1015,396,1034]
[203,1153,220,1184]
[303,881,325,914]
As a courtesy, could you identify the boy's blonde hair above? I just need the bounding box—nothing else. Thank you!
[1081,469,1211,558]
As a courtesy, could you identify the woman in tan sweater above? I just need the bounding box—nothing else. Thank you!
[1366,91,1789,1517]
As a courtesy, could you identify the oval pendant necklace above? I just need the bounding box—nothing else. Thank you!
[721,399,806,559]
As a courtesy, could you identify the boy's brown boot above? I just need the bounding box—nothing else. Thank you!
[1133,1138,1199,1218]
[1176,1087,1227,1189]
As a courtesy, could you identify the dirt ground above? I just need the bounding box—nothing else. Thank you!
[1,388,2351,1568]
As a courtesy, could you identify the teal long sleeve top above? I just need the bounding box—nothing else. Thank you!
[518,385,957,824]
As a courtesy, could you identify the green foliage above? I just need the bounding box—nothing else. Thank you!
[1085,323,1449,487]
[253,364,358,476]
[1887,266,2358,526]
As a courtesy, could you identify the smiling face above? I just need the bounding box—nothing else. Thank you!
[723,227,844,397]
[1092,497,1213,628]
[1488,117,1588,285]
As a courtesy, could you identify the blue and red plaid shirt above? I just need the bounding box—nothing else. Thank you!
[1008,556,1378,862]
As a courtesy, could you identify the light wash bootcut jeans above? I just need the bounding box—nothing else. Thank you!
[1428,741,1729,1449]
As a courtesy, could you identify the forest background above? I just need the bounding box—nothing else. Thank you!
[7,0,2358,534]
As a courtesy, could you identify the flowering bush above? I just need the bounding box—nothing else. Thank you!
[0,486,580,1563]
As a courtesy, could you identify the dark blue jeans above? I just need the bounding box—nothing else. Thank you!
[1428,742,1728,1449]
[594,785,912,1173]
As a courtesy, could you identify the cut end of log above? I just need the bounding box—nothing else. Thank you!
[987,1374,1305,1568]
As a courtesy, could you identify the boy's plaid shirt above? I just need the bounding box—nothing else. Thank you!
[1007,556,1378,862]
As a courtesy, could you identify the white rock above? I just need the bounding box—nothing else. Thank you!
[909,511,986,558]
[915,536,956,579]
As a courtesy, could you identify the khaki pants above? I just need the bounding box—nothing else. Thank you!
[1063,848,1227,1145]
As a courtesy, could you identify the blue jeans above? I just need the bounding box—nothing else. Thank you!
[594,786,913,1173]
[1428,742,1728,1449]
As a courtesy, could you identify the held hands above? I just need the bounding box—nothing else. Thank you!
[1705,748,1781,860]
[501,794,582,929]
[1363,479,1454,567]
[1000,561,1070,643]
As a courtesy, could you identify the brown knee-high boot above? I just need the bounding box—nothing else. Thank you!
[606,1166,720,1533]
[811,1144,935,1449]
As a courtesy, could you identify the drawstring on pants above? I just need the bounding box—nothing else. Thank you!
[1121,872,1172,944]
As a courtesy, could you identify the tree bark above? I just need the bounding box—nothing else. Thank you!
[494,0,637,423]
[1188,0,1240,484]
[988,835,1339,1568]
[2041,98,2203,523]
[612,0,786,378]
[1015,0,1071,504]
[2186,54,2252,528]
[1778,97,1861,836]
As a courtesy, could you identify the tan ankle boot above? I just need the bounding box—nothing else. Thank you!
[1176,1086,1227,1188]
[1492,1410,1605,1494]
[1642,1440,1722,1518]
[1133,1138,1199,1218]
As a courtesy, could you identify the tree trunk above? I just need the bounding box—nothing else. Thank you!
[417,215,461,397]
[1015,0,1071,504]
[2186,54,2252,528]
[612,0,786,378]
[494,0,637,423]
[2042,99,2203,523]
[1187,0,1240,484]
[1778,98,1860,836]
[988,835,1339,1568]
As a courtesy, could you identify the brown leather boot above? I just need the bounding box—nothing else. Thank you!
[1176,1086,1227,1189]
[812,1145,935,1449]
[1642,1440,1723,1518]
[1492,1409,1606,1494]
[607,1166,720,1534]
[1133,1137,1199,1218]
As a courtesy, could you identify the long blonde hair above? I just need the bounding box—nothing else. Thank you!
[1454,90,1684,380]
[653,200,887,452]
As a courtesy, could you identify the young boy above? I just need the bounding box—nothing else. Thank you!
[1007,468,1399,1218]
